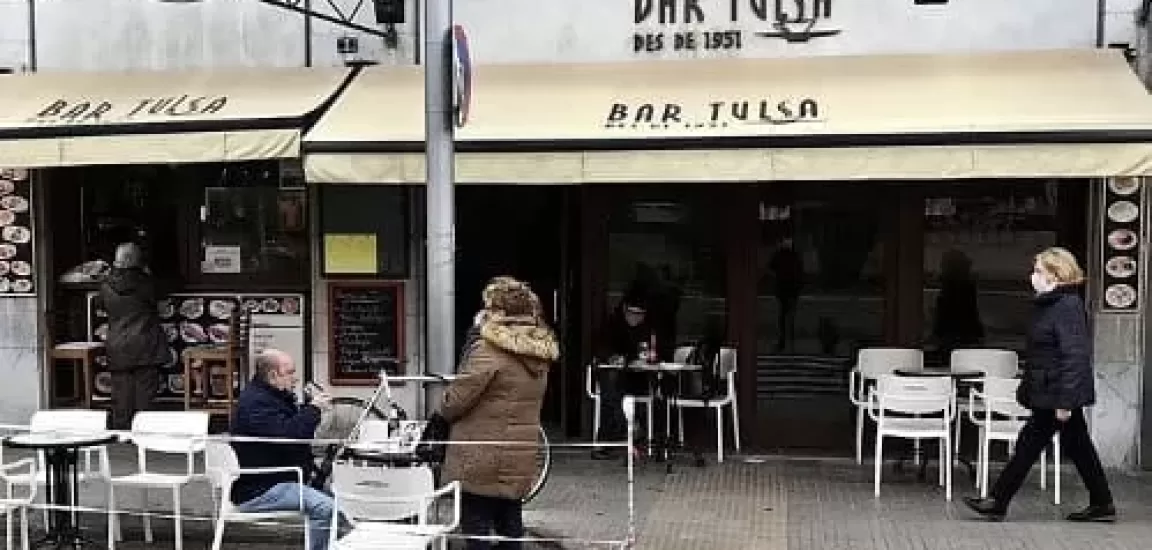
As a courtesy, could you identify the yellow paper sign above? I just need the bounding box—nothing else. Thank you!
[324,234,377,274]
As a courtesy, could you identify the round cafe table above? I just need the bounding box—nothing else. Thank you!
[3,431,117,549]
[599,361,703,468]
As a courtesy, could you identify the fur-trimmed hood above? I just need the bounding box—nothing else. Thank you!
[479,313,559,371]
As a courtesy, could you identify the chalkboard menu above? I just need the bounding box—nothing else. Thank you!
[0,168,35,296]
[328,281,405,385]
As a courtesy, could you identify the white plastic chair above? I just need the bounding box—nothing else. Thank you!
[950,349,1019,453]
[587,363,654,444]
[849,348,924,464]
[108,411,209,550]
[967,377,1061,503]
[0,459,37,550]
[331,463,460,550]
[670,347,741,463]
[205,441,310,550]
[0,410,111,528]
[868,374,955,500]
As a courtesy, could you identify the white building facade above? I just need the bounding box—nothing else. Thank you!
[1,0,1152,470]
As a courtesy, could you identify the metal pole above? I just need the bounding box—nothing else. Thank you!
[424,0,455,380]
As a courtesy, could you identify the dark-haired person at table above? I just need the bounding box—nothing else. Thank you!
[964,248,1115,523]
[591,292,656,460]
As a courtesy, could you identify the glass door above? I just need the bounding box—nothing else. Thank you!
[754,183,891,452]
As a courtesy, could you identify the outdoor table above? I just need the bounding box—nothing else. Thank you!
[3,431,117,549]
[599,361,703,468]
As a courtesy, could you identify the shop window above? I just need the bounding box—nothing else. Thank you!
[195,161,310,286]
[922,180,1087,359]
[317,185,410,279]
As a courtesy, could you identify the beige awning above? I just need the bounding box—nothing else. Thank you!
[304,49,1152,183]
[0,67,353,168]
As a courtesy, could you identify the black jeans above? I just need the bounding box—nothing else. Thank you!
[460,492,523,550]
[595,368,651,443]
[991,408,1114,508]
[110,365,161,430]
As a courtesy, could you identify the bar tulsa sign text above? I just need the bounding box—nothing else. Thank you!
[605,98,821,129]
[28,95,230,124]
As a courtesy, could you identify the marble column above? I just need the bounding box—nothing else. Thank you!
[0,296,43,426]
[1091,313,1142,469]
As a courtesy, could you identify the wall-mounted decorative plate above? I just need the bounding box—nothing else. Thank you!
[1105,284,1138,308]
[1108,200,1140,223]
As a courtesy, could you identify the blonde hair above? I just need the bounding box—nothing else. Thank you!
[1035,247,1085,285]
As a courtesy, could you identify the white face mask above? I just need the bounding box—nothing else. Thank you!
[1030,271,1057,294]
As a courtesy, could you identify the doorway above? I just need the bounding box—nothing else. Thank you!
[455,186,574,428]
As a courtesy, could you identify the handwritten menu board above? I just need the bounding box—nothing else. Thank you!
[0,168,34,296]
[328,281,405,385]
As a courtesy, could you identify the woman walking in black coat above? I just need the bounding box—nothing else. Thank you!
[964,247,1115,522]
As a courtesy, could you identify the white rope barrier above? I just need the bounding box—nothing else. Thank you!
[0,423,632,448]
[10,499,632,548]
[0,420,642,548]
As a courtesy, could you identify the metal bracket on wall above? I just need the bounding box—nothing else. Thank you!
[252,0,393,40]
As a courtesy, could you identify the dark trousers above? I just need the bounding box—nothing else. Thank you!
[991,408,1114,507]
[595,369,650,443]
[460,492,523,550]
[110,366,160,430]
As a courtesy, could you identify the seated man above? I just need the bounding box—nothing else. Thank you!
[231,349,338,550]
[592,295,657,460]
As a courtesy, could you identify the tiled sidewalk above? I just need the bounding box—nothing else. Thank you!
[5,444,1152,549]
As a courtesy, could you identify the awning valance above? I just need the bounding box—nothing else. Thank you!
[0,67,353,168]
[304,49,1152,183]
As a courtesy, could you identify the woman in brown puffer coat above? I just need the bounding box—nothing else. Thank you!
[439,277,558,550]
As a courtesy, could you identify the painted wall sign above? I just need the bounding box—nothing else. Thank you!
[632,0,841,54]
[605,98,821,129]
[27,95,229,125]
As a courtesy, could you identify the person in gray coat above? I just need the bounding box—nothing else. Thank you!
[97,243,169,429]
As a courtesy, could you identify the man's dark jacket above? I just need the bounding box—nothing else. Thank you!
[229,377,321,504]
[97,267,170,370]
[1018,285,1095,411]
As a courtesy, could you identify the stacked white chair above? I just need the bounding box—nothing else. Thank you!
[670,347,741,462]
[586,362,655,444]
[967,377,1061,503]
[331,462,459,549]
[205,441,310,550]
[950,349,1019,453]
[0,458,37,550]
[849,348,924,464]
[868,374,955,500]
[108,411,209,550]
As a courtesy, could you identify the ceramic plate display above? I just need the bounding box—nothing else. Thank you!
[1108,201,1140,224]
[94,372,112,394]
[0,244,14,260]
[11,261,31,277]
[1108,228,1139,251]
[1109,177,1141,196]
[0,196,28,213]
[0,181,13,195]
[1106,256,1137,279]
[2,226,30,244]
[0,169,28,181]
[0,211,14,226]
[1105,284,1138,308]
[12,279,32,293]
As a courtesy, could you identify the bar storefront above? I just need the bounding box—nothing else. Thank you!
[0,66,367,425]
[303,48,1152,469]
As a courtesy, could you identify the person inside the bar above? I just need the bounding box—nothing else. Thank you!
[97,242,169,430]
[592,291,656,460]
[964,247,1116,523]
[438,277,558,549]
[230,349,342,550]
[932,249,984,360]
